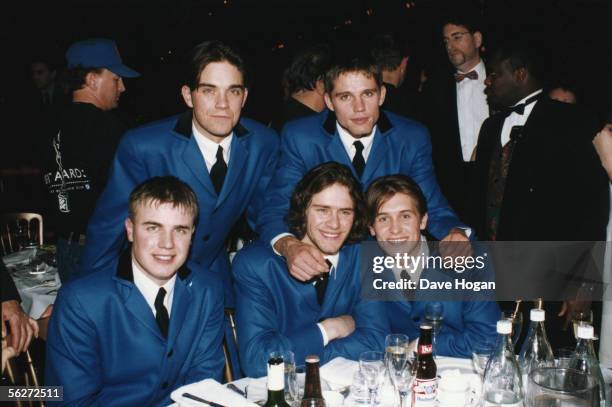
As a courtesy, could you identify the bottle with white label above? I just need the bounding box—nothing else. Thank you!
[482,319,524,406]
[568,324,606,407]
[412,324,437,406]
[518,308,554,393]
[263,356,291,407]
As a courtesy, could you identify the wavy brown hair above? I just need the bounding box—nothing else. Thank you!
[286,162,366,243]
[365,174,427,226]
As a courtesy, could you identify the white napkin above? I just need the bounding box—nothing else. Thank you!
[171,378,258,407]
[2,248,36,266]
[320,357,360,390]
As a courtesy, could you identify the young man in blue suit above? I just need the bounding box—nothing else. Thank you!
[46,176,225,406]
[257,53,469,285]
[79,41,279,305]
[234,163,388,377]
[365,174,498,358]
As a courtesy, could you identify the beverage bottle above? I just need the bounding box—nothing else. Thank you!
[482,319,524,406]
[518,308,554,392]
[412,324,437,406]
[263,355,291,407]
[302,355,323,402]
[568,324,606,407]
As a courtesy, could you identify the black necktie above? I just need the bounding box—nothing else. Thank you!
[500,94,540,118]
[352,141,365,178]
[155,287,169,338]
[314,260,332,306]
[210,146,227,195]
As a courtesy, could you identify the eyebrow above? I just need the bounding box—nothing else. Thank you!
[377,209,417,216]
[197,83,245,90]
[142,221,192,229]
[311,204,354,211]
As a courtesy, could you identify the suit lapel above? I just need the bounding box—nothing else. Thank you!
[362,130,388,185]
[320,247,353,316]
[166,276,192,349]
[215,134,248,208]
[325,131,353,170]
[181,134,217,196]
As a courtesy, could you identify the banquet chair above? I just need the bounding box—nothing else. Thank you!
[222,307,240,383]
[3,349,43,406]
[1,213,44,256]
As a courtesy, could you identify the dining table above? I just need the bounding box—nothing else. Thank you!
[3,246,61,319]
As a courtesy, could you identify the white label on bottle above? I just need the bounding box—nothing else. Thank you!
[412,378,437,406]
[267,362,284,391]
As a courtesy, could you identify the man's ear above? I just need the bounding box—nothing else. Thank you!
[473,31,483,50]
[314,79,326,96]
[378,84,387,107]
[399,56,409,74]
[241,88,249,108]
[369,225,376,237]
[84,71,99,90]
[420,213,428,231]
[514,67,528,84]
[324,93,335,111]
[181,85,193,108]
[125,218,134,242]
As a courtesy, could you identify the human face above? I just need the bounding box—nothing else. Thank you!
[89,68,125,111]
[31,62,54,90]
[443,24,482,72]
[301,183,356,255]
[125,202,195,286]
[484,59,523,108]
[369,192,428,256]
[324,71,386,138]
[548,88,576,104]
[181,61,248,143]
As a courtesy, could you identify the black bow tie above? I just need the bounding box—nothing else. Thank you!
[500,94,540,117]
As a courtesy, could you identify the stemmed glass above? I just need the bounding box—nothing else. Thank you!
[425,302,444,357]
[385,334,410,406]
[359,351,385,407]
[392,367,413,407]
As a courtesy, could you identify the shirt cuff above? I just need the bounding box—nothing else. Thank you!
[457,227,472,238]
[317,323,330,346]
[271,233,295,256]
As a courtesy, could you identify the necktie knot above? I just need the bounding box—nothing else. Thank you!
[353,141,364,152]
[500,94,540,118]
[454,70,478,82]
[215,145,224,161]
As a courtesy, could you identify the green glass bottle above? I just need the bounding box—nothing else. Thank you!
[263,356,291,407]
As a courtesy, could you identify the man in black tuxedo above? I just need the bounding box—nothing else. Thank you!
[420,13,489,222]
[472,41,609,348]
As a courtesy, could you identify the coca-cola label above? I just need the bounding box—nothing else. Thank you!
[418,344,432,355]
[412,378,437,405]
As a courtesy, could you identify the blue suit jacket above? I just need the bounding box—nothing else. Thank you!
[80,111,279,303]
[257,110,464,244]
[45,251,225,406]
[364,242,499,358]
[233,242,389,378]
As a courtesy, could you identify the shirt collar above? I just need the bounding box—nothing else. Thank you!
[457,58,485,75]
[512,89,544,107]
[323,252,340,280]
[192,123,233,155]
[336,122,376,153]
[132,259,177,312]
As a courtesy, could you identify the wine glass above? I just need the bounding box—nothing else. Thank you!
[359,351,385,407]
[472,340,496,379]
[425,302,444,357]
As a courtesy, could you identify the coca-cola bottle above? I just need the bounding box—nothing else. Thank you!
[412,324,437,406]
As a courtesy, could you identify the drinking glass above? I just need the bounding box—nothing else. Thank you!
[269,350,297,403]
[502,310,524,348]
[359,351,385,407]
[472,340,496,378]
[425,302,444,357]
[348,369,370,406]
[555,347,575,369]
[528,367,598,406]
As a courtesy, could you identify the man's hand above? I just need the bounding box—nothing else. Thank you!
[320,315,356,342]
[439,228,472,258]
[274,236,329,281]
[2,300,39,353]
[593,124,612,180]
[2,321,17,373]
[558,300,592,330]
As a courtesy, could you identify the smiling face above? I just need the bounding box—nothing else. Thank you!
[125,201,195,285]
[301,183,356,255]
[181,61,248,143]
[324,70,386,138]
[369,192,428,256]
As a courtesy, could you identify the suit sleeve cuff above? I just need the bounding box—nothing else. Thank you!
[271,233,295,256]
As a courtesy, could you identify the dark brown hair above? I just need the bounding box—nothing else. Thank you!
[185,40,248,90]
[286,162,366,243]
[365,174,427,226]
[324,52,382,93]
[128,176,199,224]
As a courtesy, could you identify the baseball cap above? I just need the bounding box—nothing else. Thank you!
[66,38,140,78]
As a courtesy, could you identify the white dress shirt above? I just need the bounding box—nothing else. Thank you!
[336,123,377,162]
[317,253,339,346]
[132,260,176,317]
[456,60,489,161]
[192,124,232,172]
[500,89,543,147]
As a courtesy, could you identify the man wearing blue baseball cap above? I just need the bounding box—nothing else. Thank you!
[41,38,140,283]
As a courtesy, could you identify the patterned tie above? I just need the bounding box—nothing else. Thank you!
[352,141,366,178]
[314,260,332,306]
[454,70,478,82]
[155,287,170,338]
[210,145,227,195]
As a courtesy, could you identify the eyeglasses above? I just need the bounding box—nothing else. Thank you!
[443,31,471,45]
